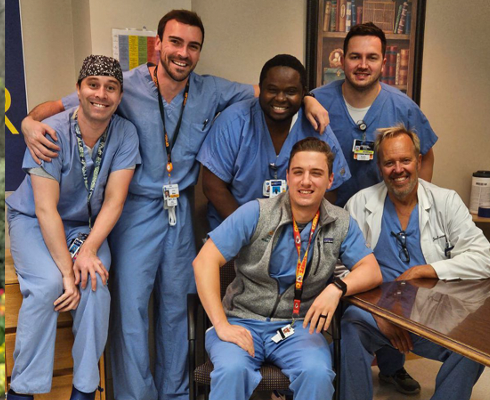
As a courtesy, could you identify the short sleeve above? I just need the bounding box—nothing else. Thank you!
[197,113,242,183]
[339,216,372,269]
[208,201,259,261]
[324,125,351,190]
[407,106,438,155]
[212,76,255,113]
[62,92,79,110]
[22,133,63,182]
[110,120,141,172]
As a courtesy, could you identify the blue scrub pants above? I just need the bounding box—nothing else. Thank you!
[108,192,197,400]
[205,319,335,400]
[340,306,485,400]
[8,212,111,394]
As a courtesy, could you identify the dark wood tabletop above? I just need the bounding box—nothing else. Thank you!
[344,279,490,367]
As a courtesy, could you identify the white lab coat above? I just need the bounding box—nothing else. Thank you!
[345,179,490,280]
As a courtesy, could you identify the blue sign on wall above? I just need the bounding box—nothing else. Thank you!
[6,0,29,191]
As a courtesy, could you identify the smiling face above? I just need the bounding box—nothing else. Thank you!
[342,35,386,92]
[259,66,305,124]
[155,19,202,82]
[77,76,122,124]
[287,151,333,215]
[378,134,421,201]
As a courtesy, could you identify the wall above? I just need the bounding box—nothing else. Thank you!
[421,0,490,205]
[19,0,77,109]
[193,0,306,84]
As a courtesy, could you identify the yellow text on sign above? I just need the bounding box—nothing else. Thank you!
[6,88,20,134]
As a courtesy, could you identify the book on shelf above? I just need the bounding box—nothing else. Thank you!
[351,2,356,30]
[339,0,347,32]
[395,52,401,86]
[405,10,411,34]
[394,4,403,33]
[399,48,410,86]
[356,6,362,25]
[323,1,332,31]
[336,0,340,32]
[346,1,352,32]
[397,2,409,34]
[330,0,337,32]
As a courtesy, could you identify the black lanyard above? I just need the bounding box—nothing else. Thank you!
[74,112,108,228]
[153,65,190,177]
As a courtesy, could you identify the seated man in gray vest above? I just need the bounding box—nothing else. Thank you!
[193,137,382,400]
[342,125,490,400]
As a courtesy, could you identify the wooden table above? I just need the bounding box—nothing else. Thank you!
[344,279,490,367]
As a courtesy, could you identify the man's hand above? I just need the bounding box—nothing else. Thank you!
[303,95,330,134]
[303,284,342,334]
[73,248,109,291]
[215,322,255,357]
[21,116,60,163]
[374,315,413,354]
[54,275,81,312]
[396,264,437,281]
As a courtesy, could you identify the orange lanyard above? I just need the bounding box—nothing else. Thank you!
[292,210,320,320]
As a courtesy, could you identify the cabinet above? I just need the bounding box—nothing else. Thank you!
[306,0,427,103]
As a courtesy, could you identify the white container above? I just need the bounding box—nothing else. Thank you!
[469,171,490,214]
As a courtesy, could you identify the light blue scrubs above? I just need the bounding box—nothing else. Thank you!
[312,81,438,207]
[63,64,255,400]
[6,108,140,394]
[206,200,371,400]
[197,98,351,230]
[339,197,485,400]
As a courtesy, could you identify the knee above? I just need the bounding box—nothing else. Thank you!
[300,358,335,383]
[26,275,63,308]
[213,357,251,380]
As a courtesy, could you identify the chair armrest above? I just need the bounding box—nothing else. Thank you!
[187,293,201,341]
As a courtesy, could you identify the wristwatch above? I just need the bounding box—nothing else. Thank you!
[304,91,315,99]
[332,278,347,297]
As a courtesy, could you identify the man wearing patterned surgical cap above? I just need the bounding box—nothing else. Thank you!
[6,54,141,400]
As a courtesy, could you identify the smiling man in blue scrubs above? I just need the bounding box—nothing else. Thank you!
[198,54,350,230]
[193,137,381,400]
[6,55,140,400]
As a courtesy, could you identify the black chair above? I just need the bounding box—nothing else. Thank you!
[188,260,341,400]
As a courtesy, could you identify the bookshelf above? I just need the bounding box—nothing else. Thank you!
[306,0,427,103]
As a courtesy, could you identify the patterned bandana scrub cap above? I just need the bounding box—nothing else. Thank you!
[78,54,124,90]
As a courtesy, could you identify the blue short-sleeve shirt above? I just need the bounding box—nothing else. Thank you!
[210,200,371,293]
[312,81,438,207]
[198,98,351,229]
[7,108,141,223]
[63,65,255,198]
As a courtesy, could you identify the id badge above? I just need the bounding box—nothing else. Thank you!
[263,179,287,198]
[271,323,295,343]
[163,184,180,209]
[68,232,89,260]
[352,139,374,161]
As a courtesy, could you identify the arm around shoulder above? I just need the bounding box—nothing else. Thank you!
[22,100,65,163]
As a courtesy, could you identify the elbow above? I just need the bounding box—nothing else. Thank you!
[35,203,55,222]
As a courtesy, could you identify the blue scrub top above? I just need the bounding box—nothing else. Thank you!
[63,64,255,199]
[312,81,438,207]
[373,196,426,282]
[209,200,371,293]
[197,98,351,230]
[7,107,141,224]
